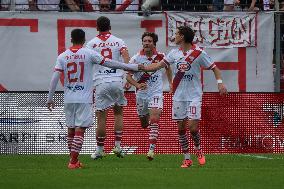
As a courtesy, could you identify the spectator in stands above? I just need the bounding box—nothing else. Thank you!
[98,0,111,11]
[1,0,37,10]
[37,0,61,10]
[211,0,223,11]
[161,0,210,12]
[141,0,160,16]
[115,0,140,12]
[279,0,284,10]
[59,0,95,11]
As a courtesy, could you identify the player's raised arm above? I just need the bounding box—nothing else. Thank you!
[212,66,227,95]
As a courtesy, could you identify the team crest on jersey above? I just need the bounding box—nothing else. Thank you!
[177,62,191,72]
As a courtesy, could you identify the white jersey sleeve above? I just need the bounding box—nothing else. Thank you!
[163,49,176,67]
[90,50,105,65]
[54,56,64,72]
[197,51,216,70]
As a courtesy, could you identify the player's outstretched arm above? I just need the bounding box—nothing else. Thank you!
[101,58,139,71]
[212,67,228,95]
[47,71,60,111]
[140,61,166,72]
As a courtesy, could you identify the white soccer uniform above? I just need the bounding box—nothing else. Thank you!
[163,45,216,120]
[54,46,104,127]
[130,49,164,116]
[52,45,138,127]
[86,32,128,111]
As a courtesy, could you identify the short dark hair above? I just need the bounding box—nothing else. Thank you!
[177,26,195,44]
[97,16,110,32]
[71,29,85,44]
[141,32,158,46]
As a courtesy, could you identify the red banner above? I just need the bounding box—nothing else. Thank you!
[103,93,284,154]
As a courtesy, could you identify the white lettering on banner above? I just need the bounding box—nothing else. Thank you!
[167,13,256,48]
[220,135,284,150]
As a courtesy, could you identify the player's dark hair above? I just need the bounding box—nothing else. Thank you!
[71,29,85,44]
[141,32,158,46]
[177,26,195,44]
[97,16,111,32]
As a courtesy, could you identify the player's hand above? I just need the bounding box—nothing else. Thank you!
[138,64,145,71]
[137,83,147,90]
[47,101,55,111]
[124,82,132,91]
[218,83,228,96]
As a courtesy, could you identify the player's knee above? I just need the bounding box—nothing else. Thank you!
[113,105,123,115]
[149,117,159,124]
[141,123,148,129]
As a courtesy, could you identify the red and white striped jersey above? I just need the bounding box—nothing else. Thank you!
[130,49,164,99]
[86,32,128,86]
[163,45,215,101]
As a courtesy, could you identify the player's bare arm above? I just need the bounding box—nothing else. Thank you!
[212,66,228,95]
[126,73,147,90]
[121,49,132,90]
[121,49,130,63]
[46,71,61,111]
[165,66,173,94]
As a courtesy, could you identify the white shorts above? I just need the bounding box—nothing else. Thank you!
[172,100,202,121]
[94,81,127,111]
[136,95,163,117]
[64,103,93,128]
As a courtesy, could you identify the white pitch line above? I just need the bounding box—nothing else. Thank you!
[238,154,274,160]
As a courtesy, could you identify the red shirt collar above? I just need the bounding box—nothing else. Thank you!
[97,31,111,41]
[69,45,83,53]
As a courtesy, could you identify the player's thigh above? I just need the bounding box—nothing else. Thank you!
[172,101,190,121]
[74,103,93,127]
[136,97,149,117]
[64,103,76,128]
[187,100,202,120]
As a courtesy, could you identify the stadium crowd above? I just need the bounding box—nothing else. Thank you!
[0,0,281,13]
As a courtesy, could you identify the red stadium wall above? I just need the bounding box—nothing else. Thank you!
[103,93,284,154]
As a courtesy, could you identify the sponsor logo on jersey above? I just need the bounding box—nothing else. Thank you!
[177,62,191,72]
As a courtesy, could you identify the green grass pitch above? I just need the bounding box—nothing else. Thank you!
[0,154,283,189]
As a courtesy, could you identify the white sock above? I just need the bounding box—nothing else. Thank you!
[184,153,191,160]
[115,141,121,148]
[149,144,156,151]
[96,146,104,153]
[194,145,201,150]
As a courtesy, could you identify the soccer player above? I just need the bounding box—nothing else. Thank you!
[86,16,130,159]
[139,26,227,168]
[47,29,138,169]
[126,32,172,160]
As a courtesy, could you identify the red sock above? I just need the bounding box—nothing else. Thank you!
[70,130,84,164]
[178,129,189,154]
[115,131,122,147]
[149,122,159,149]
[67,130,75,153]
[96,136,105,148]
